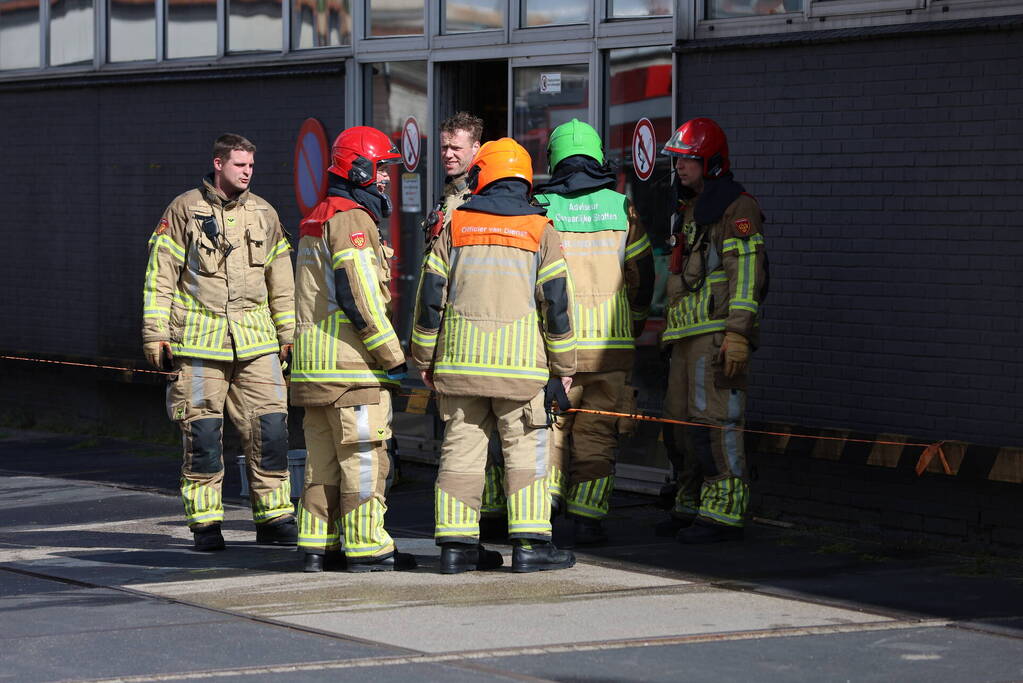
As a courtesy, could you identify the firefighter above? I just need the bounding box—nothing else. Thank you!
[657,118,767,543]
[411,138,577,574]
[436,111,483,233]
[428,114,508,534]
[290,126,417,573]
[142,134,296,552]
[533,119,655,545]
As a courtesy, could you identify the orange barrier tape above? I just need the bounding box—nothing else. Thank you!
[562,407,950,477]
[1,354,951,477]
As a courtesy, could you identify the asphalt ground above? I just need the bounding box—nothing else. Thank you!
[1,428,1022,682]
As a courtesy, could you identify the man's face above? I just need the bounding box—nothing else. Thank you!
[375,165,392,194]
[440,129,480,177]
[674,157,705,193]
[213,150,254,196]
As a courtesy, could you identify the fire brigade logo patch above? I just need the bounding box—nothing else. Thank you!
[155,218,169,235]
[734,218,751,235]
[350,232,367,248]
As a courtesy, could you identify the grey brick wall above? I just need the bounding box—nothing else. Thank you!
[0,67,345,361]
[680,27,1023,448]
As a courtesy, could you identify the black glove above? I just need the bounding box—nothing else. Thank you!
[543,376,571,426]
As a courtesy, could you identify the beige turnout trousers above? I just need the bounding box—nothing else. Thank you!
[166,353,293,528]
[297,391,395,560]
[550,370,626,519]
[435,391,553,543]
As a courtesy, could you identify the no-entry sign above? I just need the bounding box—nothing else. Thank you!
[401,116,421,172]
[632,117,656,182]
[293,118,330,217]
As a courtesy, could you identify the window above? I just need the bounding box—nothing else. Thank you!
[0,0,40,69]
[109,0,156,62]
[521,0,588,27]
[513,63,589,182]
[50,0,94,65]
[292,0,351,48]
[228,0,283,52]
[166,0,217,58]
[365,60,428,339]
[444,0,502,32]
[367,0,424,36]
[608,0,671,18]
[706,0,802,19]
[606,46,672,317]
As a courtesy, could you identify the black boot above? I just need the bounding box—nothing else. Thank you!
[439,543,504,574]
[255,516,298,545]
[676,518,744,544]
[511,541,576,573]
[302,551,346,573]
[347,550,417,573]
[573,517,608,545]
[303,553,324,573]
[654,514,696,537]
[192,523,225,552]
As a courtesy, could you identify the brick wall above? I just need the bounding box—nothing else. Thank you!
[679,27,1023,448]
[0,66,345,361]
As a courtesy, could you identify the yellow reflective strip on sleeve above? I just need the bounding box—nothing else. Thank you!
[352,249,398,344]
[425,251,448,276]
[264,238,290,265]
[157,234,186,262]
[412,329,438,347]
[545,335,577,353]
[272,310,296,324]
[624,234,651,260]
[536,259,568,285]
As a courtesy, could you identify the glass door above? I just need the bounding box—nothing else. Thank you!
[512,62,590,184]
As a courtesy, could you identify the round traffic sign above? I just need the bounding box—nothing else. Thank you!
[632,117,656,182]
[401,116,421,172]
[293,118,330,217]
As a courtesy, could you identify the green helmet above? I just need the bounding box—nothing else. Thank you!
[547,118,603,173]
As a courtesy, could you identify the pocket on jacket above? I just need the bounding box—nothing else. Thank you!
[246,229,266,266]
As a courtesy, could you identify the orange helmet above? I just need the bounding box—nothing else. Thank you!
[328,126,401,187]
[467,137,533,194]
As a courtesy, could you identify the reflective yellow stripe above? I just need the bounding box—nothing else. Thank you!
[426,251,448,276]
[264,238,291,265]
[435,486,481,538]
[537,258,568,285]
[624,233,651,261]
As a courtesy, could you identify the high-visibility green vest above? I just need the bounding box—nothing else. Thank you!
[535,188,628,234]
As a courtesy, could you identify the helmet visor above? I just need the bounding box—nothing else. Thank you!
[661,128,700,159]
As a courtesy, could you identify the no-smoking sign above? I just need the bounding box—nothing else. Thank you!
[632,117,656,182]
[401,116,421,172]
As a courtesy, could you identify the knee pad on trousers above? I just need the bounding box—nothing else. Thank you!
[188,417,224,474]
[258,412,289,471]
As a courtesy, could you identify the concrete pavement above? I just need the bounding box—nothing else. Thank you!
[1,429,1022,682]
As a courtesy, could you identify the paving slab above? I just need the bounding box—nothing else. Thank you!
[275,587,891,653]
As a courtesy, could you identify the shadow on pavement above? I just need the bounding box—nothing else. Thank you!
[2,430,1022,630]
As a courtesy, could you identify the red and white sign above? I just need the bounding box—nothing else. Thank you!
[293,118,330,217]
[401,116,421,172]
[632,117,656,182]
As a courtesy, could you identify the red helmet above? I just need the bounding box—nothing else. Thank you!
[328,126,401,187]
[661,118,730,178]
